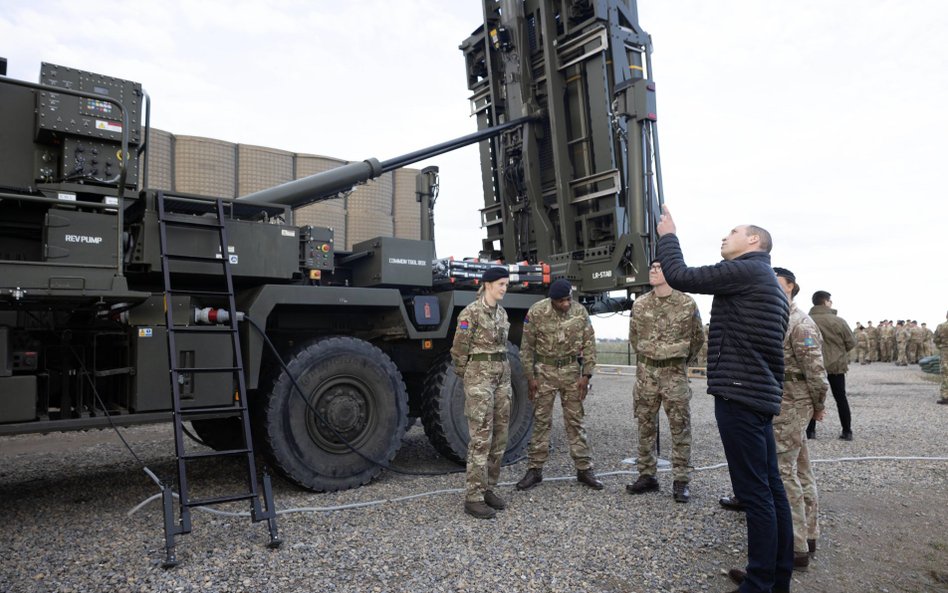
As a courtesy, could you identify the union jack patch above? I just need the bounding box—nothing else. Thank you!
[524,315,530,324]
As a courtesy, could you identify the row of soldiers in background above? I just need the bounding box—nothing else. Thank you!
[853,320,936,365]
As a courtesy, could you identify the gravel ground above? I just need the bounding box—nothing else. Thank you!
[1,363,946,593]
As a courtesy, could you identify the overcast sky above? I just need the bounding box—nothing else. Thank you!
[2,1,945,338]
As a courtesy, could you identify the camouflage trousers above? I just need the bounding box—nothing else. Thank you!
[880,340,892,362]
[868,340,879,362]
[526,362,593,471]
[856,344,870,364]
[463,360,511,503]
[633,362,692,482]
[774,386,820,554]
[940,351,948,401]
[897,343,908,365]
[907,342,921,364]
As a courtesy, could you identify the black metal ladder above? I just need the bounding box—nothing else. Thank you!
[155,193,280,567]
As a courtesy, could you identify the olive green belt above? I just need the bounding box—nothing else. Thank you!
[641,356,686,368]
[536,354,578,368]
[469,352,507,362]
[785,372,807,382]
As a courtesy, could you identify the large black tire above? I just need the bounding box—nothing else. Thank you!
[261,337,409,491]
[190,418,244,451]
[420,343,533,465]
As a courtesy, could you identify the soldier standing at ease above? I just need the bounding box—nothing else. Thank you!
[626,259,705,503]
[866,321,879,362]
[450,266,512,519]
[772,268,828,570]
[855,323,869,364]
[515,279,603,491]
[921,323,934,358]
[880,320,894,362]
[908,320,925,364]
[934,312,948,405]
[896,320,910,366]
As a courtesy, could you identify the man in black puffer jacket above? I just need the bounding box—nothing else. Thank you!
[655,205,792,593]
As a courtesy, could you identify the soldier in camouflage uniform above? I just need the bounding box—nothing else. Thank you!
[934,313,948,404]
[626,260,705,503]
[908,320,924,364]
[450,266,512,519]
[772,268,828,570]
[921,323,934,358]
[866,321,879,362]
[896,320,909,366]
[880,320,894,362]
[855,324,869,364]
[515,279,603,491]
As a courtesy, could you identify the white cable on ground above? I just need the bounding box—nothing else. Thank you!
[126,454,948,519]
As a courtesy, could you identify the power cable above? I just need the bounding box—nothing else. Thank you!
[127,454,948,518]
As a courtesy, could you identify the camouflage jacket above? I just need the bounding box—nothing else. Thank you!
[855,328,868,345]
[808,305,855,374]
[629,289,704,363]
[784,302,828,410]
[934,321,948,349]
[896,327,910,345]
[521,298,596,379]
[450,296,509,377]
[909,325,925,344]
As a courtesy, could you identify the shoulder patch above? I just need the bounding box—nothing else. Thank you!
[524,314,530,324]
[803,336,816,348]
[458,320,470,331]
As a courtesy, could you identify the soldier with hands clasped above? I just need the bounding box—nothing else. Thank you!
[625,259,705,503]
[515,278,603,491]
[451,267,512,519]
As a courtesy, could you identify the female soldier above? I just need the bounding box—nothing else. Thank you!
[450,266,511,519]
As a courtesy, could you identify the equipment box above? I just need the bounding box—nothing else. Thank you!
[350,237,434,287]
[129,327,236,412]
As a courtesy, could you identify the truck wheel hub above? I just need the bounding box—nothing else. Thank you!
[308,379,371,448]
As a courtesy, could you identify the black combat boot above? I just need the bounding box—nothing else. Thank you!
[483,490,506,510]
[464,500,496,519]
[515,468,543,490]
[625,474,659,494]
[576,468,604,490]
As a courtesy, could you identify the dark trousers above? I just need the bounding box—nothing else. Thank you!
[807,372,851,435]
[715,396,793,593]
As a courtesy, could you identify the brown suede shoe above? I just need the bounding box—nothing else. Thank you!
[727,568,746,585]
[577,468,604,490]
[794,552,810,570]
[464,500,496,519]
[516,468,543,491]
[483,490,506,510]
[672,480,690,503]
[625,474,659,494]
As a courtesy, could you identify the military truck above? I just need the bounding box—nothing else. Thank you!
[0,0,663,560]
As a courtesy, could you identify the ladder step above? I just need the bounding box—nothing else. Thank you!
[166,289,233,297]
[179,405,246,416]
[159,217,224,229]
[163,253,228,264]
[182,448,251,460]
[173,365,242,374]
[186,492,257,507]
